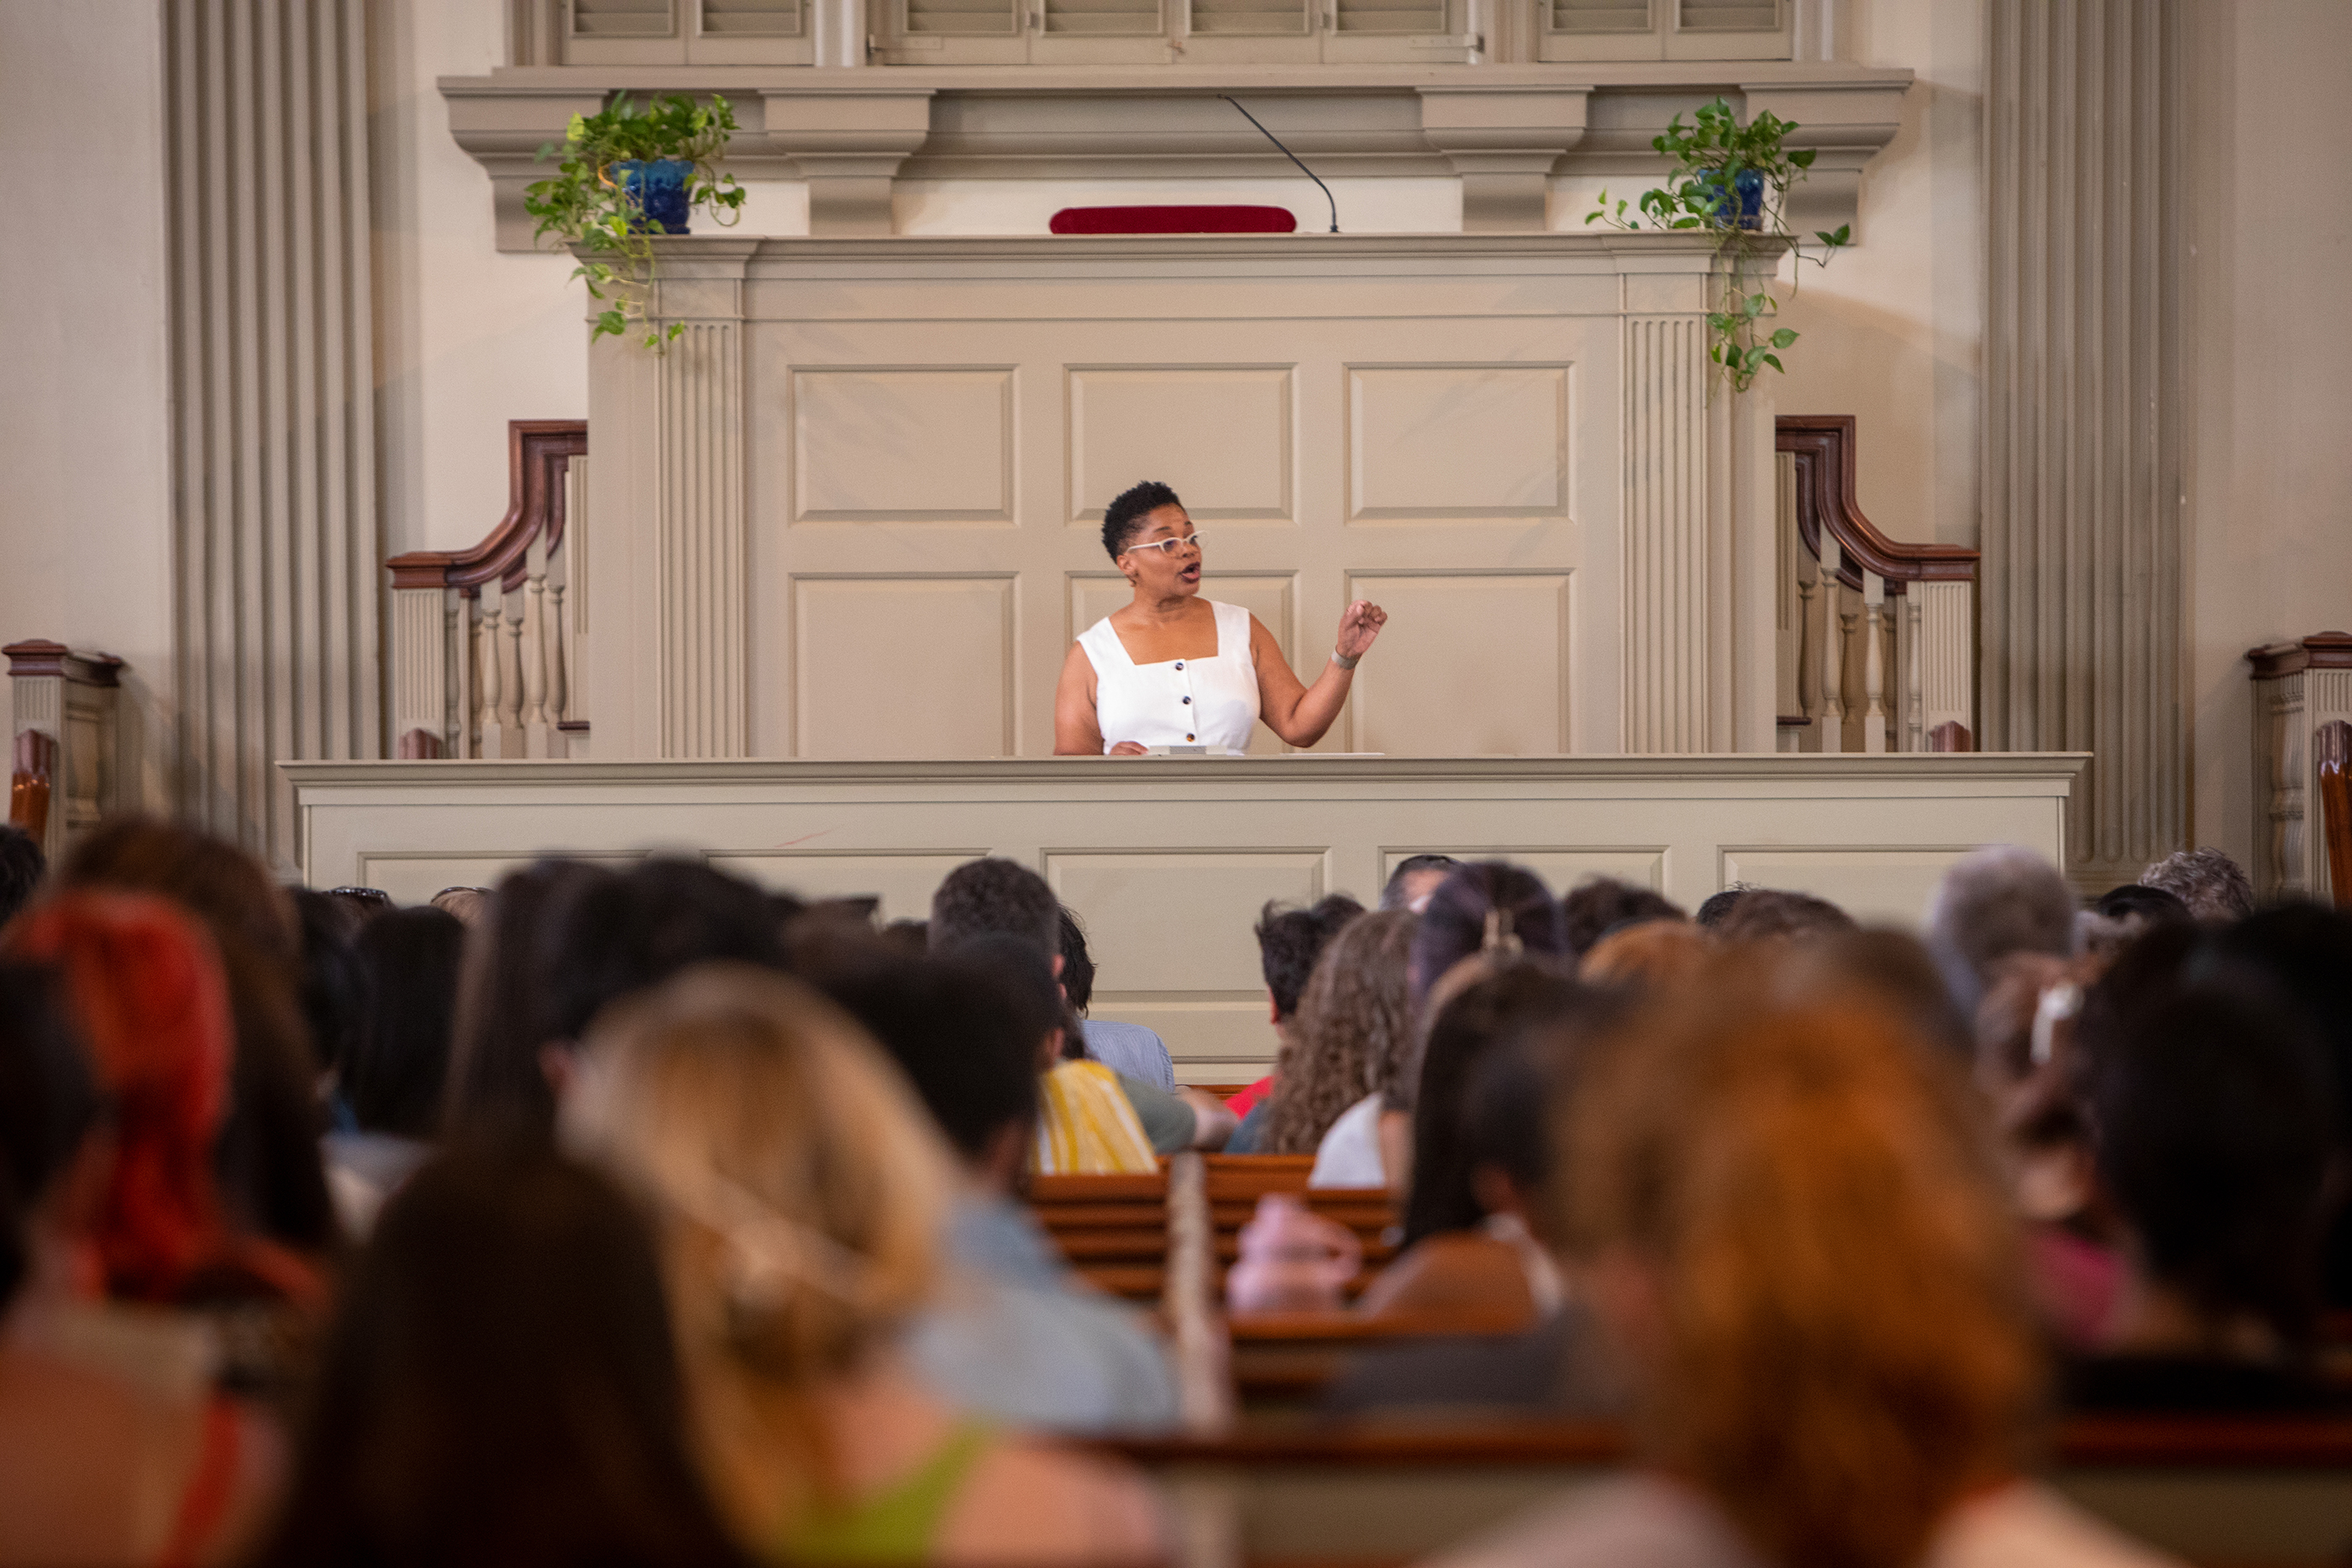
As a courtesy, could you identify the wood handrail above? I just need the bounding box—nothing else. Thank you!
[2319,720,2352,910]
[1777,415,1981,595]
[2246,631,2352,679]
[385,420,585,595]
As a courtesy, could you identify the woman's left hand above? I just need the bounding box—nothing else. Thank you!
[1336,600,1388,662]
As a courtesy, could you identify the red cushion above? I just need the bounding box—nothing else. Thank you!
[1049,205,1298,236]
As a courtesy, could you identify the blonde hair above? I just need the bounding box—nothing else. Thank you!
[1262,910,1418,1155]
[1562,965,2039,1568]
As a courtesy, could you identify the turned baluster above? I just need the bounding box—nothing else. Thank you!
[1817,536,1845,754]
[1861,569,1887,753]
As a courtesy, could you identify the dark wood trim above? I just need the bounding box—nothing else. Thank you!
[4,639,124,688]
[555,719,592,734]
[1776,416,1982,595]
[1929,721,1974,753]
[2247,631,2352,679]
[385,420,586,595]
[8,730,56,837]
[2319,720,2352,910]
[396,727,446,761]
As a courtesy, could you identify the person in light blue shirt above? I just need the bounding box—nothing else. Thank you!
[813,942,1180,1434]
[1059,906,1177,1092]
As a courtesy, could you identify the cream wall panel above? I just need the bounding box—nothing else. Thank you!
[1719,846,1977,926]
[792,576,1015,758]
[1347,365,1572,522]
[709,850,987,922]
[1382,847,1667,894]
[791,367,1016,522]
[1344,573,1570,755]
[1068,367,1294,523]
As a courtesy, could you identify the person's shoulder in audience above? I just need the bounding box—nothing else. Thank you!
[1116,1072,1196,1155]
[1324,1301,1626,1421]
[1224,1095,1271,1154]
[1083,1018,1175,1092]
[1309,1092,1386,1188]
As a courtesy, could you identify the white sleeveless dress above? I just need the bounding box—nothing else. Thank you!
[1078,600,1261,754]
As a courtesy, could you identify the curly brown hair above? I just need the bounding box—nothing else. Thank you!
[1259,910,1417,1156]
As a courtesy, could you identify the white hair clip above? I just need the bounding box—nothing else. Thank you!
[2030,980,2082,1068]
[1482,907,1523,958]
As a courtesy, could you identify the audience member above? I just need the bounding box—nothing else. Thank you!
[1382,853,1462,913]
[2139,847,2255,923]
[1558,877,1685,958]
[2068,931,2342,1411]
[444,858,614,1138]
[2092,883,2194,927]
[817,949,1179,1434]
[1257,910,1416,1180]
[1924,844,2076,1015]
[291,887,368,1108]
[0,822,45,931]
[1427,968,2166,1568]
[1691,886,1745,929]
[250,1143,749,1568]
[1224,892,1365,1148]
[1058,906,1176,1090]
[326,907,467,1236]
[1710,886,1858,947]
[1786,926,1976,1062]
[428,885,490,928]
[1408,863,1567,1014]
[55,819,339,1264]
[563,964,1163,1565]
[323,885,395,930]
[1578,917,1711,992]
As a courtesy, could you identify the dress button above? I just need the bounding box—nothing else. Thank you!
[1181,695,1191,705]
[1174,661,1184,670]
[1185,733,1194,741]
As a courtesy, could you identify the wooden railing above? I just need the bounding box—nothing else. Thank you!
[1774,417,1981,754]
[384,421,587,759]
[2247,632,2352,903]
[6,640,124,862]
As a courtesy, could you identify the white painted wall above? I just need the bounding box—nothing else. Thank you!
[0,0,176,810]
[2183,0,2352,872]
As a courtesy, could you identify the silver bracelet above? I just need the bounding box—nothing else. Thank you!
[1332,649,1361,672]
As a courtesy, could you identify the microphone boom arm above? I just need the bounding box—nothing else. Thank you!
[1221,95,1340,234]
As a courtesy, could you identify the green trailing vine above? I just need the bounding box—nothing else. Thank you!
[523,93,748,351]
[1585,97,1851,392]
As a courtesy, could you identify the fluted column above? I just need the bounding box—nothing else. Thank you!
[165,0,379,868]
[1982,0,2185,888]
[1621,315,1709,753]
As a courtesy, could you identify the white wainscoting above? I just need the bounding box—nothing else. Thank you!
[288,753,2084,1083]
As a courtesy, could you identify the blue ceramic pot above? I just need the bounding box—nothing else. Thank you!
[612,158,692,234]
[1697,166,1767,231]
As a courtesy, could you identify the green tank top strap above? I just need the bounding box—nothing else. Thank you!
[782,1421,995,1565]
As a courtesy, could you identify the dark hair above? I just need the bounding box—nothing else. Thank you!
[1559,878,1686,957]
[928,857,1058,958]
[1057,907,1096,1014]
[348,909,468,1140]
[0,960,99,1307]
[1408,862,1567,1009]
[2078,934,2338,1350]
[252,1143,746,1568]
[540,862,785,1048]
[0,824,45,931]
[1102,480,1183,561]
[1401,962,1592,1247]
[941,932,1067,1064]
[327,887,396,929]
[820,955,1042,1163]
[1693,889,1746,929]
[59,818,337,1255]
[446,860,615,1139]
[1255,894,1366,1020]
[291,889,369,1084]
[2092,883,2194,927]
[1714,888,1857,946]
[1380,855,1462,912]
[1460,1030,1555,1217]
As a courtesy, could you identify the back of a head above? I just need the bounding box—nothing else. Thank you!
[255,1142,743,1568]
[2078,936,2336,1350]
[348,908,469,1140]
[0,824,46,932]
[1712,888,1858,948]
[1409,863,1567,1009]
[943,931,1067,1062]
[429,887,490,929]
[0,960,99,1308]
[1924,847,2076,1006]
[1402,961,1591,1247]
[817,953,1041,1166]
[1261,909,1418,1156]
[446,859,616,1139]
[2140,847,2255,923]
[1561,968,2035,1568]
[1579,919,1712,994]
[543,860,787,1050]
[1559,878,1686,958]
[1380,854,1462,912]
[1056,907,1096,1015]
[927,857,1058,957]
[291,889,368,1083]
[564,964,953,1387]
[1784,927,1975,1062]
[1255,893,1366,1020]
[1693,888,1746,930]
[2092,884,2194,928]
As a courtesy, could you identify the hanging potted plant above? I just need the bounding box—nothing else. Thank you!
[524,93,748,351]
[1586,97,1850,393]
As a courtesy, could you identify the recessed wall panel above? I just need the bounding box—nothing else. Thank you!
[1382,847,1665,894]
[707,850,984,923]
[792,576,1014,758]
[1347,364,1570,521]
[1346,573,1571,755]
[792,368,1014,522]
[1068,367,1293,522]
[1046,849,1327,995]
[1719,847,1976,926]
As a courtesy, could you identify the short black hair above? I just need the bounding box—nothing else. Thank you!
[541,859,786,1048]
[940,932,1067,1061]
[820,954,1042,1164]
[928,857,1058,957]
[347,907,468,1139]
[291,888,369,1081]
[1102,480,1183,562]
[0,825,46,931]
[1057,907,1095,1014]
[1559,877,1686,957]
[2092,883,2194,926]
[0,960,99,1308]
[1380,855,1462,911]
[1255,894,1365,1019]
[1693,889,1746,928]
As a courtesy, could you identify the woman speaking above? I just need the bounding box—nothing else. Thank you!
[1055,481,1388,756]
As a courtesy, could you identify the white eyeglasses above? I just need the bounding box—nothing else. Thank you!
[1125,532,1205,558]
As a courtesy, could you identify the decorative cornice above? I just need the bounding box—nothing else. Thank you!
[2247,631,2352,679]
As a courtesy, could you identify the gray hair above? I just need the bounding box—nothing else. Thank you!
[2139,847,2255,923]
[1924,845,2077,1014]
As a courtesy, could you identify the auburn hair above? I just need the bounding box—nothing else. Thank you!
[1560,968,2040,1568]
[1261,910,1418,1156]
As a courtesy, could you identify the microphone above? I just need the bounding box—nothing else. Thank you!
[1221,96,1340,234]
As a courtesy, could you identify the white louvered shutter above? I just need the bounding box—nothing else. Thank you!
[562,0,685,60]
[1667,0,1788,58]
[690,0,813,60]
